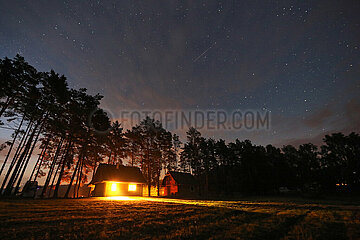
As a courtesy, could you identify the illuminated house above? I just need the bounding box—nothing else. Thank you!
[161,171,198,197]
[89,164,146,197]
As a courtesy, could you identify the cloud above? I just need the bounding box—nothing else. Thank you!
[345,98,360,126]
[303,108,333,128]
[277,98,360,147]
[277,131,329,147]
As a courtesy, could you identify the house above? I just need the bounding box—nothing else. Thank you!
[89,164,146,197]
[161,171,198,197]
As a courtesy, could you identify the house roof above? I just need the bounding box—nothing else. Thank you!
[90,164,146,184]
[167,171,196,185]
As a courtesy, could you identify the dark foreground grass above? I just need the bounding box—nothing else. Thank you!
[0,197,359,239]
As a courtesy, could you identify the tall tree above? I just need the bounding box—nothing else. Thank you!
[180,127,203,175]
[127,117,174,196]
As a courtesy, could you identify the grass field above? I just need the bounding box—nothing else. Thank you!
[0,197,359,239]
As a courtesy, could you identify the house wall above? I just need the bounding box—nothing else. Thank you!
[161,174,198,197]
[162,175,178,196]
[178,184,198,197]
[92,183,106,197]
[92,182,143,197]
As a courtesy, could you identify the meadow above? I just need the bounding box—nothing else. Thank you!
[0,197,359,239]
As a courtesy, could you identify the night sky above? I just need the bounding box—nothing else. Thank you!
[0,0,359,146]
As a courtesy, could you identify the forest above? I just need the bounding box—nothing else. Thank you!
[0,55,359,198]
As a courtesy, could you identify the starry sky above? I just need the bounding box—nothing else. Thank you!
[0,0,359,147]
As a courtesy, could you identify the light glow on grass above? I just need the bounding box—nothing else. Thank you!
[106,196,132,201]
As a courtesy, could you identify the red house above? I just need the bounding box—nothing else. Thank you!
[161,171,198,197]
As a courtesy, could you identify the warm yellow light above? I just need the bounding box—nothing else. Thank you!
[128,184,136,191]
[106,196,131,201]
[111,183,117,191]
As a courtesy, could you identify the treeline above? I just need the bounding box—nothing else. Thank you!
[1,55,359,198]
[0,55,180,198]
[0,55,114,198]
[179,128,360,195]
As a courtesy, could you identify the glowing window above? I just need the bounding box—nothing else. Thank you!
[128,184,136,191]
[111,183,117,191]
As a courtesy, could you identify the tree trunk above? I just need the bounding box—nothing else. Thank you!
[33,142,48,182]
[157,171,160,196]
[41,138,64,198]
[3,121,38,196]
[14,121,45,195]
[76,161,84,198]
[131,152,134,166]
[92,162,97,180]
[28,147,45,182]
[0,121,32,195]
[29,140,48,182]
[0,95,14,118]
[64,156,81,198]
[0,114,25,178]
[47,154,64,198]
[11,153,28,194]
[108,151,112,164]
[147,145,151,197]
[48,163,61,197]
[73,161,82,198]
[53,139,72,198]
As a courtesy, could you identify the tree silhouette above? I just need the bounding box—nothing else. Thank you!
[126,117,174,196]
[1,55,360,198]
